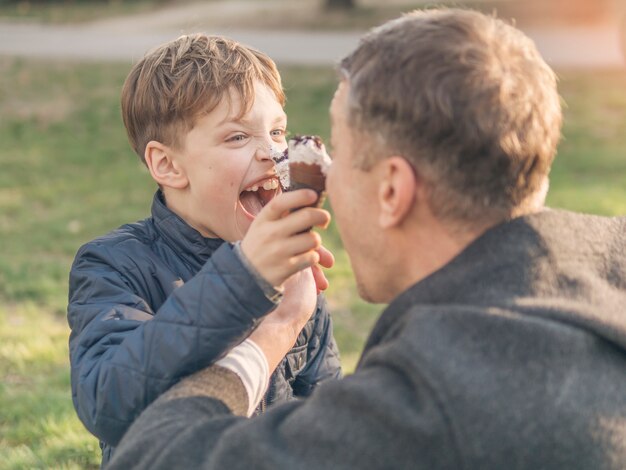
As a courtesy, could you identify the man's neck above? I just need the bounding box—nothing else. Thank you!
[393,217,494,297]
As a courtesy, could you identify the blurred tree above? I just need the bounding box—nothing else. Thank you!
[325,0,355,10]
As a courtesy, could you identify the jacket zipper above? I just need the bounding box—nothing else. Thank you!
[260,396,267,413]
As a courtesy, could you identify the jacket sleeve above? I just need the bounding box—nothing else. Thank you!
[67,241,275,446]
[292,295,342,396]
[106,335,462,470]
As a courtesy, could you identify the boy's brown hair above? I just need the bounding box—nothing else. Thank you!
[340,9,562,227]
[121,34,285,163]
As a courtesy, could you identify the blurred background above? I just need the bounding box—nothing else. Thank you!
[1,0,625,467]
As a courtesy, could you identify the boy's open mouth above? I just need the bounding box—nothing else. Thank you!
[239,177,280,218]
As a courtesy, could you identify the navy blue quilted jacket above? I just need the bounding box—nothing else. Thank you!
[67,191,341,465]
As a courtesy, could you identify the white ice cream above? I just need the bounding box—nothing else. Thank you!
[270,147,290,190]
[288,137,332,175]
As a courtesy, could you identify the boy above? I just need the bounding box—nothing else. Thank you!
[67,34,341,466]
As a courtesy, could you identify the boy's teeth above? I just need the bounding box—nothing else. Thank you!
[245,179,278,192]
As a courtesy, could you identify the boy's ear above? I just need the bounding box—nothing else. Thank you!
[144,141,188,189]
[377,156,418,229]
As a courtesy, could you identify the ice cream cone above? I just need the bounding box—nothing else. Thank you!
[289,162,327,207]
[287,135,332,208]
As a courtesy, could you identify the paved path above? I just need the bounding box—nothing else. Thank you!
[0,1,623,67]
[0,21,362,65]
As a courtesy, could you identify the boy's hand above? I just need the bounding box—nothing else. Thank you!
[241,190,331,289]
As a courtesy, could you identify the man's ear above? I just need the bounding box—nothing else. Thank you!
[378,156,418,229]
[144,141,188,189]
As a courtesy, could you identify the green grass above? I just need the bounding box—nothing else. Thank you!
[548,70,626,214]
[0,58,155,314]
[0,303,100,469]
[0,57,625,467]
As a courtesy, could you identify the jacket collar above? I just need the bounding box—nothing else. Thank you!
[361,208,626,366]
[361,209,569,353]
[151,190,225,265]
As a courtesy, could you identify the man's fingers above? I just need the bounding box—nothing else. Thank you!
[295,250,322,270]
[271,207,331,238]
[260,189,320,222]
[274,231,323,259]
[312,246,334,292]
[311,265,329,292]
[278,250,321,280]
[316,245,335,269]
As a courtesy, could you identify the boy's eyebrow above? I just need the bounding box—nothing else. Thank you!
[232,114,287,126]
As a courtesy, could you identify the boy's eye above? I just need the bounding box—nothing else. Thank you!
[271,128,287,139]
[227,134,247,143]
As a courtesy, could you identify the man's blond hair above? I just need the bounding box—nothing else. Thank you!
[340,9,562,226]
[121,34,285,163]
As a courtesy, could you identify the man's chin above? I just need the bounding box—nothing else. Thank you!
[356,280,388,304]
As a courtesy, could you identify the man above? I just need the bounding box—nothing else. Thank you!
[109,9,626,469]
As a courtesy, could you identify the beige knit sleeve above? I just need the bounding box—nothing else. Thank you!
[156,365,249,417]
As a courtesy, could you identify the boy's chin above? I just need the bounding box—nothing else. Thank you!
[233,212,254,240]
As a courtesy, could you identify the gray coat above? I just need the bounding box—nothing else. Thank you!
[108,209,626,469]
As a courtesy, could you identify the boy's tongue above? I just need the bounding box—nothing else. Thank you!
[239,176,280,217]
[240,191,263,216]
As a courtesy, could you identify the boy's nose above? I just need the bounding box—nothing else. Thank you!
[254,141,272,161]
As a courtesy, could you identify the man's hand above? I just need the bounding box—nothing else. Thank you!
[312,245,335,293]
[241,190,331,289]
[249,268,318,372]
